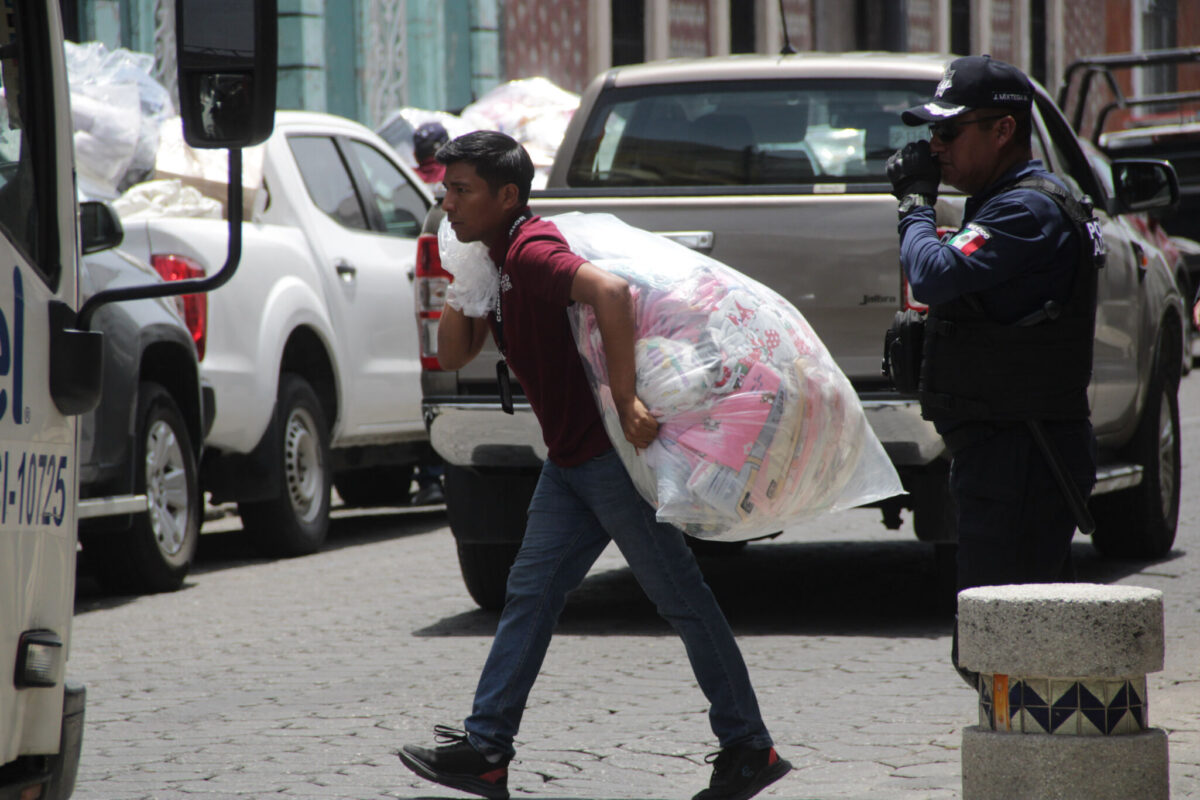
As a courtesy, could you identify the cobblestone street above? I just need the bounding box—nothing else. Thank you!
[70,376,1200,799]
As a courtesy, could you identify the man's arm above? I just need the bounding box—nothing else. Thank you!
[435,305,491,370]
[569,262,658,449]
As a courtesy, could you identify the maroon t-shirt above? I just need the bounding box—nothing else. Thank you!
[487,211,613,466]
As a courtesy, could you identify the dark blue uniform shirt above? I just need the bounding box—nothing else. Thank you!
[898,159,1080,324]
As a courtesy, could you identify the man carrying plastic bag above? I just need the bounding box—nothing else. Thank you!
[397,131,792,800]
[438,211,903,542]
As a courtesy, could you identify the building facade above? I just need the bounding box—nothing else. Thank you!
[60,0,1198,130]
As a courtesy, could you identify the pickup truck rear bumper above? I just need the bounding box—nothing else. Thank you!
[425,397,945,468]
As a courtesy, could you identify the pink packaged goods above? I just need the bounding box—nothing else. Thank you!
[561,213,902,540]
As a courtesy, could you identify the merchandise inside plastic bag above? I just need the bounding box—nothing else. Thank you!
[552,212,904,541]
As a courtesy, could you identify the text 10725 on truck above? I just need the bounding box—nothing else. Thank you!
[415,53,1186,611]
[0,2,276,798]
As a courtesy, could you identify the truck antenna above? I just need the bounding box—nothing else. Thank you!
[779,0,797,54]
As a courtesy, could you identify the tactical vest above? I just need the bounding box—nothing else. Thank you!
[919,174,1107,422]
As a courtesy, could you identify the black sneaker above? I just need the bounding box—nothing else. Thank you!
[692,745,792,800]
[397,725,510,800]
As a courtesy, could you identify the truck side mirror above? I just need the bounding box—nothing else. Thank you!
[79,201,124,255]
[175,0,277,149]
[1112,159,1179,214]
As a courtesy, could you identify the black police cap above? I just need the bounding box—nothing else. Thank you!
[902,54,1033,125]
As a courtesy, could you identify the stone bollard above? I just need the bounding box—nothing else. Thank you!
[957,583,1168,800]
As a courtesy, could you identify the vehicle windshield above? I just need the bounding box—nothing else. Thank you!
[565,78,932,187]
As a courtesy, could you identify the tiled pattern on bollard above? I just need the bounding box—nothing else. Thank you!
[979,675,1148,735]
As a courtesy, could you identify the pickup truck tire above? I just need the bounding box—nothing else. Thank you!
[445,465,538,610]
[238,374,332,557]
[685,537,748,556]
[456,542,520,611]
[1090,342,1181,559]
[82,382,199,594]
[334,466,414,507]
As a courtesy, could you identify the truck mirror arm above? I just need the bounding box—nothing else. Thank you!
[77,148,245,331]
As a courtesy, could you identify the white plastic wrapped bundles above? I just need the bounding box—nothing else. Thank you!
[112,179,222,222]
[379,77,580,190]
[64,41,175,198]
[552,212,903,541]
[460,77,579,177]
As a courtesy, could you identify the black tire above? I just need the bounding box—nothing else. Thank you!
[1091,341,1181,559]
[83,382,199,594]
[444,465,537,610]
[685,537,748,557]
[456,541,521,611]
[334,466,414,507]
[238,374,331,556]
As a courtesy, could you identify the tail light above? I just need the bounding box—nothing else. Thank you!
[151,253,208,360]
[415,232,450,371]
[901,224,956,313]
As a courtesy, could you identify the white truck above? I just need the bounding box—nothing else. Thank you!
[117,111,436,556]
[0,1,275,796]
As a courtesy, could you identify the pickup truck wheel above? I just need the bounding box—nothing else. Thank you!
[1091,350,1181,559]
[685,537,748,557]
[239,374,331,556]
[83,383,199,594]
[334,466,414,507]
[445,465,537,610]
[456,542,520,611]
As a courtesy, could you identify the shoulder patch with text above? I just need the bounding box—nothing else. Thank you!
[948,223,991,256]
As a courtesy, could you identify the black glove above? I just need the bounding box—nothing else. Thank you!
[886,140,940,202]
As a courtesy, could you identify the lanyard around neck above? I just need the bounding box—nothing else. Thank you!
[492,210,531,415]
[492,210,532,355]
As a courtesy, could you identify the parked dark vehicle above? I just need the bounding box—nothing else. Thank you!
[76,202,209,594]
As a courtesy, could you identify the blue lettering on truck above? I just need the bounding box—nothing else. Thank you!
[0,266,24,425]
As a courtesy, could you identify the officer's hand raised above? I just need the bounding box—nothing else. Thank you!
[886,140,941,202]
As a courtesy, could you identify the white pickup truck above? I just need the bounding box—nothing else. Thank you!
[118,111,436,555]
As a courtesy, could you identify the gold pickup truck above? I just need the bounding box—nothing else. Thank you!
[416,53,1187,610]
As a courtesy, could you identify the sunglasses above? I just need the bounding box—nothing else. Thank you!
[929,114,1011,142]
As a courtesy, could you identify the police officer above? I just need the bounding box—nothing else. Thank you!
[885,55,1102,605]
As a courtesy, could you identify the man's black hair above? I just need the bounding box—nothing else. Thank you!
[437,130,535,206]
[979,108,1033,150]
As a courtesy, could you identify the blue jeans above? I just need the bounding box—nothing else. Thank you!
[464,449,773,759]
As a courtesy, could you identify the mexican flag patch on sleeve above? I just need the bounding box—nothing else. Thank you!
[948,223,991,256]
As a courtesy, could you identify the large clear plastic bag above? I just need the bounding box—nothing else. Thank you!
[553,212,904,541]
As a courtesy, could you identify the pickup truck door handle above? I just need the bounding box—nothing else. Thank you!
[335,260,357,281]
[657,230,715,253]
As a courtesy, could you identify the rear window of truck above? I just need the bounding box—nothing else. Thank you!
[565,78,931,188]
